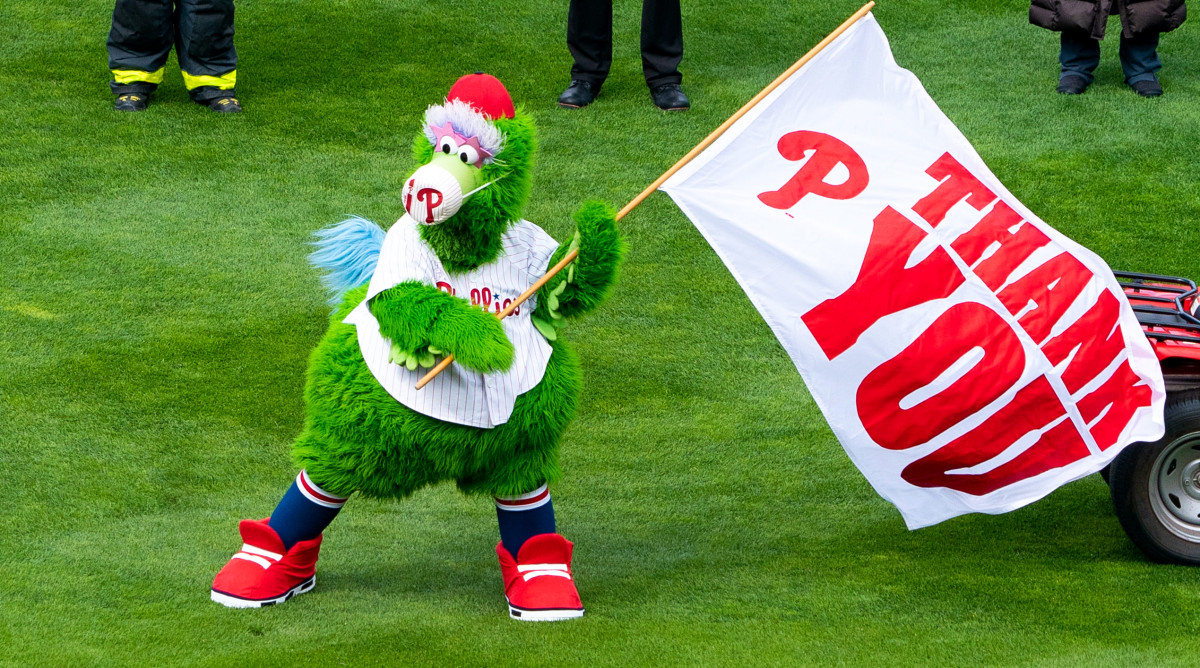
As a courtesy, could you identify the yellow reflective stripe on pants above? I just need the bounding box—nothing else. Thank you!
[181,70,236,91]
[112,68,165,85]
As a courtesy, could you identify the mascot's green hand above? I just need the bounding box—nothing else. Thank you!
[565,229,580,284]
[531,315,557,341]
[388,342,442,370]
[430,303,515,373]
[370,281,512,372]
[545,278,569,317]
[534,199,623,323]
[532,230,580,341]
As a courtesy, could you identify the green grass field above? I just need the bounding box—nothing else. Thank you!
[4,0,1200,665]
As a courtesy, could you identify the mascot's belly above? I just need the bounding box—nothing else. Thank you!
[291,287,582,500]
[343,217,560,429]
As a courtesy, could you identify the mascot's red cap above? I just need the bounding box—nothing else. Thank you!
[447,72,515,120]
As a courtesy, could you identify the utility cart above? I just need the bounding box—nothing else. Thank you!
[1109,272,1200,564]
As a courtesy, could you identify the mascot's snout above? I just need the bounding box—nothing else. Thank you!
[403,161,465,224]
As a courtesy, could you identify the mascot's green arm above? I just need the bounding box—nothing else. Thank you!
[369,281,514,373]
[534,199,625,326]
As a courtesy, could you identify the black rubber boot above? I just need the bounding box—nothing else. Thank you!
[208,96,243,113]
[114,93,149,111]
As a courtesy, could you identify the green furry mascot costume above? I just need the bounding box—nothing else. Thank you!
[211,74,622,621]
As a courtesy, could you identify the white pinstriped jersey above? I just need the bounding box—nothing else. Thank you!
[343,215,560,428]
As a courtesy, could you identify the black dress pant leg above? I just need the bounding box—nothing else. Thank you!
[567,0,614,89]
[1059,30,1101,83]
[640,0,683,88]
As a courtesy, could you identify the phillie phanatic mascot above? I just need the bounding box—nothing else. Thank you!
[211,73,623,621]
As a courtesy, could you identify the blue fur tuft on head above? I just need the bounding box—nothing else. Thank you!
[309,216,387,304]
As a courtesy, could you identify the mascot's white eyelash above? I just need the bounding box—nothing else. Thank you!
[423,99,506,162]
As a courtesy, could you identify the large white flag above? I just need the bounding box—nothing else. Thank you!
[660,13,1165,528]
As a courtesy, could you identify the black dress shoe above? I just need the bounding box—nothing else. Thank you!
[557,80,595,109]
[1131,79,1163,98]
[1056,75,1089,95]
[114,93,148,112]
[209,96,243,113]
[650,83,689,111]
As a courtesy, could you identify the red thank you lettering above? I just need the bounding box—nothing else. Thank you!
[911,153,996,226]
[802,207,965,360]
[857,302,1026,451]
[1076,360,1153,448]
[900,377,1083,495]
[996,252,1093,345]
[1040,290,1125,395]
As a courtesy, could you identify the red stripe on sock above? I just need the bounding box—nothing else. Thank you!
[495,486,549,508]
[299,471,347,505]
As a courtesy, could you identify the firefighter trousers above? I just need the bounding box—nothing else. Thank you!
[107,0,237,102]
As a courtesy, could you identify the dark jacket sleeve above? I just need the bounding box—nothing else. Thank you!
[1122,0,1186,36]
[1030,0,1109,36]
[1032,0,1186,38]
[1029,0,1061,30]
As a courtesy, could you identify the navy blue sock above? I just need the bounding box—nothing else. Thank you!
[495,483,556,558]
[268,470,349,551]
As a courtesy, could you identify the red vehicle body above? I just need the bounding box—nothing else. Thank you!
[1120,272,1200,388]
[1109,272,1200,564]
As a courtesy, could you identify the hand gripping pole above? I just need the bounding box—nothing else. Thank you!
[416,2,877,390]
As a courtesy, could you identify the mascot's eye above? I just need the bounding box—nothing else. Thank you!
[438,136,458,154]
[457,146,480,166]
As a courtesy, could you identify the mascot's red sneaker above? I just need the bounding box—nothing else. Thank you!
[497,533,584,621]
[211,518,322,608]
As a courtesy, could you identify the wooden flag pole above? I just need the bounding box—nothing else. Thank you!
[416,1,876,390]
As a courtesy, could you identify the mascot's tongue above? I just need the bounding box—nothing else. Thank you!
[404,164,464,224]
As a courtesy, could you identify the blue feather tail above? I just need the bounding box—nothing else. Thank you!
[309,216,386,304]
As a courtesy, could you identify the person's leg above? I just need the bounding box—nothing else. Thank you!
[107,0,174,107]
[494,483,583,621]
[268,470,350,550]
[567,0,613,89]
[1119,31,1163,95]
[641,0,687,109]
[176,0,239,109]
[210,469,348,608]
[1059,29,1101,84]
[495,483,556,558]
[640,0,683,88]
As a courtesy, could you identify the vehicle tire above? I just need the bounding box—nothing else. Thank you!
[1109,388,1200,565]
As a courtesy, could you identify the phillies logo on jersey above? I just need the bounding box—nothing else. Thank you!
[436,281,522,316]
